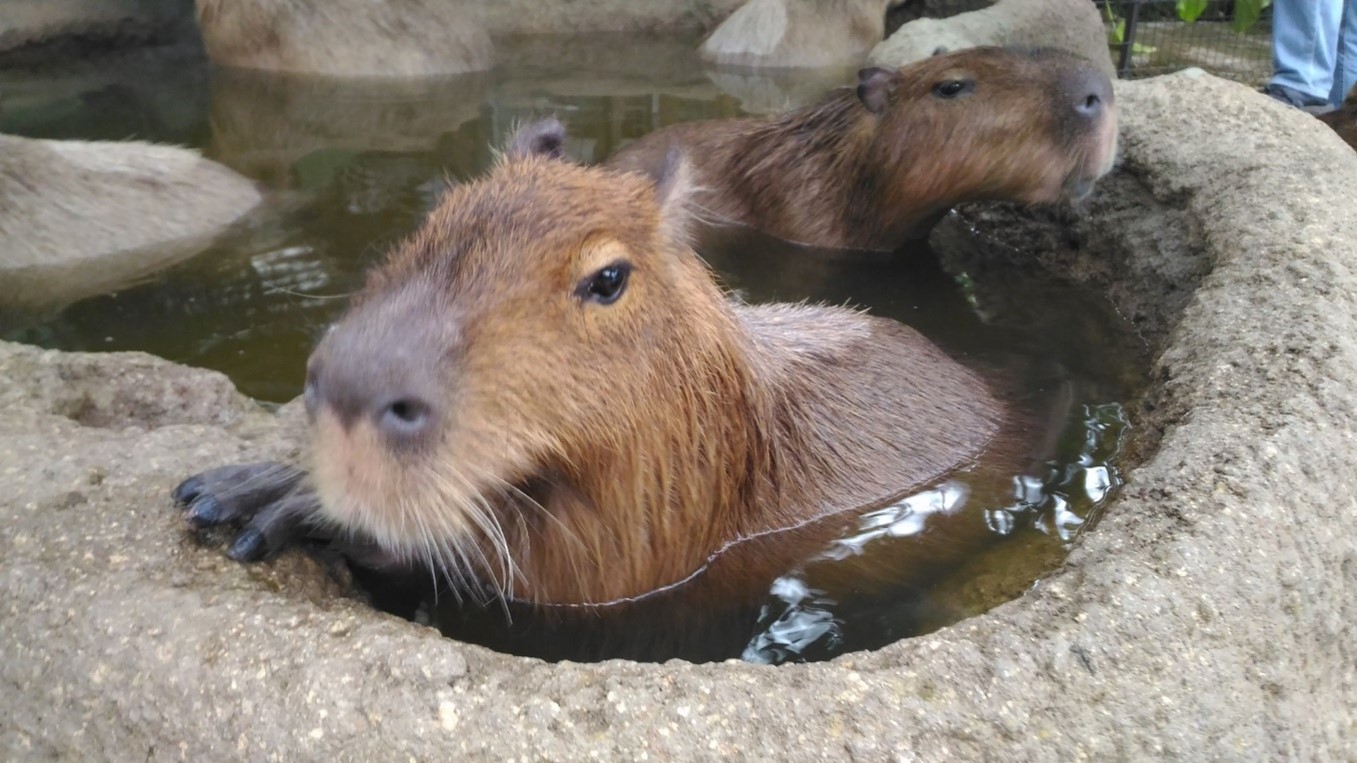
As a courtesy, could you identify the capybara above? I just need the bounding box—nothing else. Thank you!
[1319,84,1357,150]
[607,46,1118,251]
[700,0,904,68]
[193,0,494,78]
[0,133,261,311]
[174,120,1025,661]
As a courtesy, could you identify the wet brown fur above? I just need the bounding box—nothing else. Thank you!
[608,46,1119,251]
[306,137,1013,609]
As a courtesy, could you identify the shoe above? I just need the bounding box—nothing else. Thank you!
[1261,83,1334,115]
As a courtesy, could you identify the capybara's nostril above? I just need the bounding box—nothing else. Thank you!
[377,396,433,443]
[1068,67,1113,122]
[1076,92,1102,119]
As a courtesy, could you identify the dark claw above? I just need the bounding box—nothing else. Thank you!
[184,496,224,527]
[171,461,314,562]
[169,462,304,526]
[227,527,269,562]
[172,476,205,505]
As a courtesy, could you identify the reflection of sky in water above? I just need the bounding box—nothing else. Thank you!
[816,482,971,562]
[743,483,970,665]
[249,245,330,295]
[745,402,1130,665]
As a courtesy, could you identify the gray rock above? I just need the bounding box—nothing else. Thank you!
[0,0,192,54]
[872,0,1116,80]
[0,134,263,311]
[3,70,1356,759]
[463,0,747,36]
[193,0,494,78]
[698,0,896,69]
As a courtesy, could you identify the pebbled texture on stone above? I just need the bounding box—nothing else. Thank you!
[2,71,1356,759]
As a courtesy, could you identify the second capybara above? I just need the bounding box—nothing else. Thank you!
[608,46,1119,251]
[1319,84,1357,150]
[173,120,1029,661]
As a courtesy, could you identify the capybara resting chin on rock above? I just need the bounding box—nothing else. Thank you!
[174,120,1021,661]
[193,0,494,78]
[608,46,1119,251]
[1319,84,1357,150]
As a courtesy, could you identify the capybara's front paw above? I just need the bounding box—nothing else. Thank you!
[172,462,316,562]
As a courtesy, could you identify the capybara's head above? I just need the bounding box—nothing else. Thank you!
[301,121,754,601]
[856,46,1118,206]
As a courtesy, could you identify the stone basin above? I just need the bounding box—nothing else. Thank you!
[2,70,1355,759]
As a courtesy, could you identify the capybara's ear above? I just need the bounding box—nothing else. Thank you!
[857,67,896,115]
[508,118,567,160]
[932,46,949,57]
[653,146,696,240]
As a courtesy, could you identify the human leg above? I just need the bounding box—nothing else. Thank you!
[1270,0,1342,104]
[1331,0,1357,107]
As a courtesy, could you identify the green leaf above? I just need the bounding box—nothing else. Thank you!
[1102,3,1125,44]
[1177,0,1208,24]
[1231,0,1273,33]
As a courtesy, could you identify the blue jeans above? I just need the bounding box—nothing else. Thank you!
[1271,0,1357,107]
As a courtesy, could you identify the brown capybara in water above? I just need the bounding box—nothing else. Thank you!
[194,0,494,77]
[608,46,1118,251]
[1319,84,1357,150]
[173,120,1024,661]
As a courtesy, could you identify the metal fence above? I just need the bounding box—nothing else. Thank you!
[1095,1,1273,84]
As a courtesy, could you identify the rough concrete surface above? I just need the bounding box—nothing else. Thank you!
[2,70,1356,760]
[871,0,1116,80]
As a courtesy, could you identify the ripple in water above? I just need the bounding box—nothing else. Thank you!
[745,403,1130,665]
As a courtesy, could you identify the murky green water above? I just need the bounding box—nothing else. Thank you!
[0,34,1147,663]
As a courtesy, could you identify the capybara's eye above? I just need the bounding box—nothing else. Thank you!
[932,79,973,99]
[578,261,631,305]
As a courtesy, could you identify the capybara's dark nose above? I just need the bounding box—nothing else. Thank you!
[307,293,446,449]
[1067,67,1113,121]
[311,348,442,448]
[1075,91,1103,119]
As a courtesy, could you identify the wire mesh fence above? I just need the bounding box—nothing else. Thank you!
[1094,1,1274,84]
